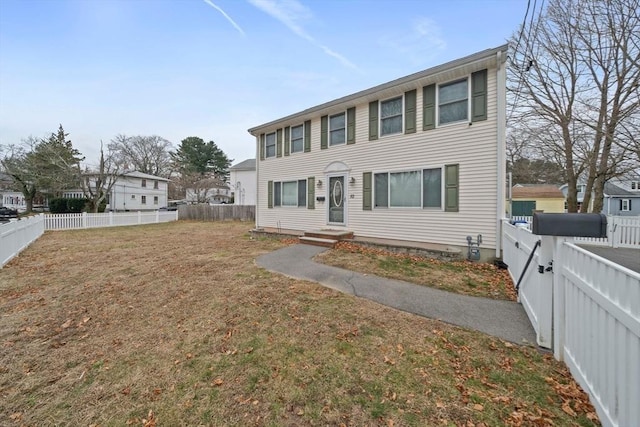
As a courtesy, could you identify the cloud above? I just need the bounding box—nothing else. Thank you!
[203,0,246,36]
[247,0,357,70]
[379,17,447,66]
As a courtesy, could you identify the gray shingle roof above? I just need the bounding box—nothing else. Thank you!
[229,159,256,171]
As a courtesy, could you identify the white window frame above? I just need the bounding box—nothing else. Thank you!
[437,77,470,126]
[265,132,276,158]
[273,179,307,208]
[154,196,158,205]
[290,124,304,153]
[141,195,147,204]
[141,179,147,188]
[631,181,639,191]
[154,180,159,189]
[379,95,404,137]
[621,199,631,211]
[373,167,444,209]
[329,112,346,146]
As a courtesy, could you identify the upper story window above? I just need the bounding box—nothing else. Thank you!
[291,124,304,153]
[141,179,147,188]
[631,181,639,191]
[439,79,468,125]
[380,96,403,136]
[154,180,159,189]
[577,184,586,193]
[329,113,346,146]
[621,199,631,211]
[141,195,147,204]
[265,132,276,158]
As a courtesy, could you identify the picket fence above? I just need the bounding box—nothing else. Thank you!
[509,215,640,248]
[45,211,179,230]
[503,220,640,427]
[0,215,45,267]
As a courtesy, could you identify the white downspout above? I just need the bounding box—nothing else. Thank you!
[496,49,507,258]
[254,136,260,230]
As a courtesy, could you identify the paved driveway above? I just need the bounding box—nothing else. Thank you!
[579,245,640,273]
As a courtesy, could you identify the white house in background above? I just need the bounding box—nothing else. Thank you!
[185,178,231,204]
[107,171,169,211]
[229,159,256,205]
[1,191,27,212]
[248,45,507,259]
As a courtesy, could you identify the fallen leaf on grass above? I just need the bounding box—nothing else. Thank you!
[213,378,223,386]
[61,319,72,329]
[562,401,577,417]
[142,410,156,427]
[473,403,484,411]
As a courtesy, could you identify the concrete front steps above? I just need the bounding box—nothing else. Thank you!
[299,230,354,248]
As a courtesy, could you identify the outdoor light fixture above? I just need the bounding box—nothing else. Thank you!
[350,177,356,184]
[317,180,323,188]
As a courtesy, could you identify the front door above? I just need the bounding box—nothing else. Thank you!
[328,175,346,225]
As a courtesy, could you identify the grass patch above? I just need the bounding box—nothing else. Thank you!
[0,221,598,426]
[315,241,518,300]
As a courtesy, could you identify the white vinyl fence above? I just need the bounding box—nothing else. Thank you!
[0,214,45,267]
[45,211,179,230]
[502,220,640,427]
[507,215,640,248]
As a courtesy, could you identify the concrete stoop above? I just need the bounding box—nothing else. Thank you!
[299,229,354,248]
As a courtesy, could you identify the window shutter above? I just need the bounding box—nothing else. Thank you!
[620,199,623,211]
[347,107,356,144]
[259,134,265,160]
[444,164,459,212]
[471,69,487,122]
[363,172,372,211]
[284,126,290,156]
[304,120,311,152]
[267,180,273,209]
[320,115,328,149]
[369,101,378,140]
[630,200,632,210]
[405,89,417,134]
[423,84,436,130]
[276,128,283,157]
[307,177,315,209]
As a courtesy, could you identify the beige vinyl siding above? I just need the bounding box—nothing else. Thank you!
[256,66,500,250]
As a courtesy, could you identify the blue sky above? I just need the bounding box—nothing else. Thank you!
[0,0,526,168]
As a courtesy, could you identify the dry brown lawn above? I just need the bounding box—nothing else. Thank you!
[0,221,598,426]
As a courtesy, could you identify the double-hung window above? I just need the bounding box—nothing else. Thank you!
[141,179,147,188]
[631,181,639,191]
[273,180,307,207]
[141,195,147,204]
[380,96,403,136]
[621,199,631,211]
[291,124,304,153]
[374,168,442,208]
[265,132,276,158]
[439,79,468,125]
[329,113,346,146]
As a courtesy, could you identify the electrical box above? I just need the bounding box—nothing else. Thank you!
[532,213,607,238]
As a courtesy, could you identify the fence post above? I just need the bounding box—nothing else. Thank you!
[138,211,142,224]
[109,211,113,226]
[82,212,87,229]
[155,210,159,223]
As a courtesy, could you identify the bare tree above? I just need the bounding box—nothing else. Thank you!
[80,142,120,213]
[508,0,640,212]
[108,134,173,178]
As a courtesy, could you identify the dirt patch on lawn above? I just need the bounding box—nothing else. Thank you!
[0,221,597,426]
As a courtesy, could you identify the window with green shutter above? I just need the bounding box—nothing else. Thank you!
[404,89,416,134]
[346,107,356,144]
[307,177,315,209]
[276,128,283,157]
[320,115,328,149]
[369,101,379,140]
[471,69,487,122]
[423,84,435,130]
[284,126,291,156]
[444,164,459,212]
[267,180,273,208]
[363,172,372,210]
[304,120,311,152]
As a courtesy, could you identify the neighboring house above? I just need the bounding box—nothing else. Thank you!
[248,45,508,259]
[601,180,640,216]
[1,191,27,212]
[509,184,565,216]
[107,171,169,211]
[229,159,256,205]
[185,178,231,204]
[559,182,592,212]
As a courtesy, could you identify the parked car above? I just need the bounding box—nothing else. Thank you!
[0,206,19,222]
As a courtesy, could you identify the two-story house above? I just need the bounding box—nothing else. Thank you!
[229,159,257,206]
[106,171,169,211]
[248,45,508,260]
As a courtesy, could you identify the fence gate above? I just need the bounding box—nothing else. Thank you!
[502,223,554,348]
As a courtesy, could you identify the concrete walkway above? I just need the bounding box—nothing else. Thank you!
[256,244,537,346]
